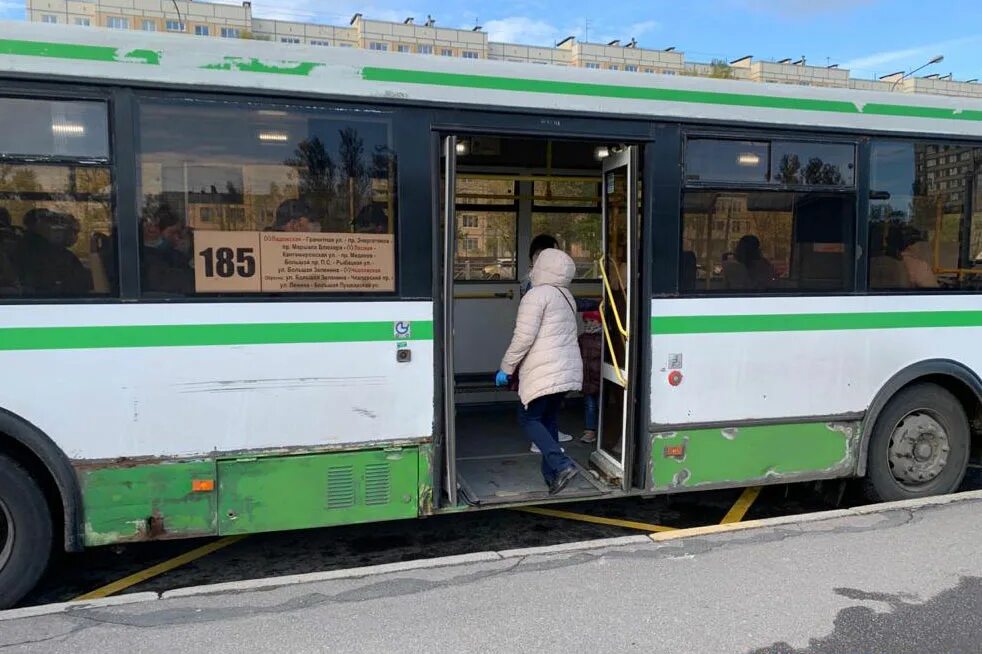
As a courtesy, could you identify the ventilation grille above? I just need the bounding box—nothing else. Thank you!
[364,463,392,506]
[326,466,355,509]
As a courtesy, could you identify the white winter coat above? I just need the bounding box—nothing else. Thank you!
[500,248,583,406]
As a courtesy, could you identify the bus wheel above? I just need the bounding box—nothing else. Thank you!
[0,453,53,610]
[864,383,970,503]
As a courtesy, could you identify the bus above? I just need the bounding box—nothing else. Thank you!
[0,21,980,609]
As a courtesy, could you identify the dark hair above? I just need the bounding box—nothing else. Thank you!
[151,204,182,231]
[0,207,10,228]
[735,235,762,264]
[529,234,558,261]
[22,208,57,230]
[275,199,311,228]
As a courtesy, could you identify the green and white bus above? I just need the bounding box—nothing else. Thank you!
[0,22,980,608]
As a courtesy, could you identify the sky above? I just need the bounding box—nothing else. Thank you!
[2,0,980,81]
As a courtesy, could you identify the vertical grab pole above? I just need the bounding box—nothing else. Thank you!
[442,136,458,507]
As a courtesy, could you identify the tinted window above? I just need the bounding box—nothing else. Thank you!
[869,142,982,291]
[137,100,397,295]
[0,97,114,299]
[681,191,853,293]
[771,141,855,186]
[685,140,768,184]
[532,179,602,278]
[0,98,108,159]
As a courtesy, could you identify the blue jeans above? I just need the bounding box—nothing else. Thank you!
[519,393,576,485]
[584,393,599,432]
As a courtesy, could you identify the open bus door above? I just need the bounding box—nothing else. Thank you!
[591,146,639,490]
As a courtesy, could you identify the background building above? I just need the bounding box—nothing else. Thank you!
[23,0,982,99]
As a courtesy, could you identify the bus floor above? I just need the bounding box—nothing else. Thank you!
[454,398,612,505]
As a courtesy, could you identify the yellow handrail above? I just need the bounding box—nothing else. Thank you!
[598,256,629,339]
[600,308,628,387]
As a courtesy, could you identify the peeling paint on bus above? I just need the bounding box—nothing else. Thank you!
[200,56,322,76]
[649,422,861,491]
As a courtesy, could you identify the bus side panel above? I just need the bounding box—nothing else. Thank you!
[647,295,982,490]
[0,301,434,460]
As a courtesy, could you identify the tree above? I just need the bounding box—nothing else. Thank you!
[709,59,734,79]
[285,137,337,230]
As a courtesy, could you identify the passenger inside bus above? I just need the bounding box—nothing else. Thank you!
[0,207,18,294]
[272,198,321,232]
[13,208,92,296]
[723,234,776,290]
[142,203,193,294]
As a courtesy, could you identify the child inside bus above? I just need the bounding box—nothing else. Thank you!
[579,310,602,444]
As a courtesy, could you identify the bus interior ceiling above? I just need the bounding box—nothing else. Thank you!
[448,135,612,504]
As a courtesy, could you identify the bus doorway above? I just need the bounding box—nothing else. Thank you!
[439,134,641,507]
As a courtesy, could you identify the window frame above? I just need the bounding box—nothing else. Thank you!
[451,178,520,284]
[0,85,120,304]
[132,92,406,300]
[866,137,982,295]
[679,129,861,297]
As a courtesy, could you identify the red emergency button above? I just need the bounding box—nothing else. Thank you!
[668,371,683,387]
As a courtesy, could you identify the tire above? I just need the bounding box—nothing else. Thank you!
[0,453,53,610]
[864,383,970,502]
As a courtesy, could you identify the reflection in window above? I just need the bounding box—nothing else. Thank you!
[686,140,769,184]
[0,164,114,297]
[771,141,855,186]
[137,100,397,295]
[453,177,516,281]
[0,97,109,159]
[681,191,853,293]
[869,141,982,291]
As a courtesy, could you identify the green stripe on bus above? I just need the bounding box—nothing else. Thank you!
[362,67,859,115]
[0,38,159,64]
[651,310,982,335]
[361,66,982,124]
[0,320,433,351]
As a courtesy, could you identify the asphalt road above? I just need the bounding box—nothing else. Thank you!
[17,465,982,609]
[5,493,982,653]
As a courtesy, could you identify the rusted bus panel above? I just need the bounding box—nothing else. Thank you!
[79,460,218,547]
[418,442,434,515]
[648,421,862,492]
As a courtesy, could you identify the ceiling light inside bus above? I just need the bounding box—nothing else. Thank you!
[594,146,610,161]
[737,152,761,166]
[51,123,85,136]
[258,131,290,142]
[455,140,469,156]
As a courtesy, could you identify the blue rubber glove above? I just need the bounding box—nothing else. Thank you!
[495,370,511,387]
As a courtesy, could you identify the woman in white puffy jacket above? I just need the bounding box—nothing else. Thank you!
[495,248,583,495]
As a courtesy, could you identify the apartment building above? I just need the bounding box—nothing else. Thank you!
[23,0,982,98]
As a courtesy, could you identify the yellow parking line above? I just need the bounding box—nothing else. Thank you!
[720,487,762,524]
[74,535,246,601]
[515,507,676,533]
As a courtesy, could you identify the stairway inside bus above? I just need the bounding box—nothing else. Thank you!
[444,135,618,506]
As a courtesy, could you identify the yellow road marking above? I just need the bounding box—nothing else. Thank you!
[74,535,246,601]
[649,519,769,542]
[515,507,676,533]
[721,486,762,524]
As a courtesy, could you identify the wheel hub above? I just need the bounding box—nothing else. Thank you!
[888,412,950,486]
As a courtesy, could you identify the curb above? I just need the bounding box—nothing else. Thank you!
[4,489,982,621]
[0,592,158,622]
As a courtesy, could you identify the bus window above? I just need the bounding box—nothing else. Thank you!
[0,97,114,298]
[532,178,602,279]
[453,178,517,281]
[681,191,854,293]
[136,99,398,295]
[869,142,982,292]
